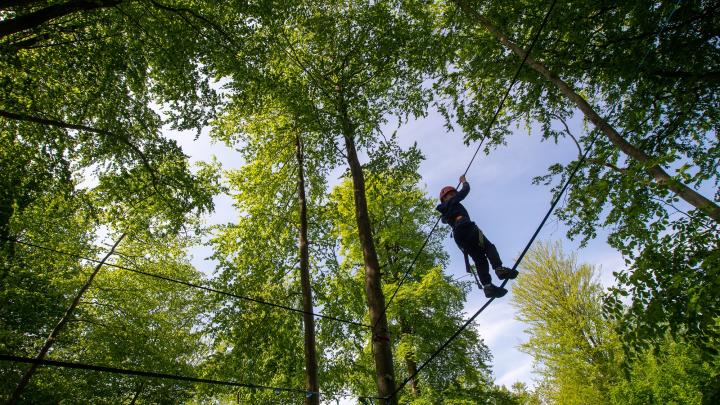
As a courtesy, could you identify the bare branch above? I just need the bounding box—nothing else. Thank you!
[546,112,583,157]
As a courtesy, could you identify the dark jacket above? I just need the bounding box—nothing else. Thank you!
[436,181,471,228]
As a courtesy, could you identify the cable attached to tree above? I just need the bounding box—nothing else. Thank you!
[0,354,384,401]
[378,0,557,329]
[389,0,687,398]
[0,236,370,329]
[390,127,599,400]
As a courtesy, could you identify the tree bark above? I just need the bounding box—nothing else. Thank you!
[454,0,720,224]
[339,95,397,404]
[295,133,320,405]
[9,234,126,404]
[128,381,144,405]
[0,0,122,40]
[399,316,419,396]
[0,184,19,282]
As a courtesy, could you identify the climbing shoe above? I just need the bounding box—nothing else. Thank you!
[483,284,508,298]
[495,266,519,280]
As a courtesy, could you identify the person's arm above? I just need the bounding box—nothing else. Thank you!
[436,203,449,223]
[454,175,470,202]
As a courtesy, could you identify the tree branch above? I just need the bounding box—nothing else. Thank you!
[545,112,582,157]
[649,69,720,82]
[455,0,720,223]
[10,234,126,404]
[0,0,121,40]
[0,109,162,191]
[146,0,240,53]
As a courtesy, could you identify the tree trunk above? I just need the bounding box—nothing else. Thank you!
[9,234,126,404]
[128,381,144,405]
[454,0,720,224]
[0,0,122,40]
[399,316,419,396]
[339,97,397,405]
[0,190,16,260]
[0,190,17,283]
[295,133,320,405]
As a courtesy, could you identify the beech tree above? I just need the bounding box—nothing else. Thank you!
[14,233,209,404]
[434,0,720,354]
[212,1,440,401]
[0,0,243,240]
[208,104,333,403]
[1,2,227,399]
[512,242,622,404]
[512,241,718,404]
[323,149,496,403]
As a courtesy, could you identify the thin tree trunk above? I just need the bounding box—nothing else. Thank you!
[295,133,320,405]
[454,0,720,224]
[0,193,17,283]
[128,381,144,405]
[0,190,16,260]
[398,316,419,396]
[9,234,126,404]
[339,94,397,405]
[0,0,122,40]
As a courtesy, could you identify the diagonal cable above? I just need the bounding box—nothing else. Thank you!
[391,128,597,399]
[390,0,685,397]
[0,354,385,401]
[378,0,557,329]
[1,236,371,329]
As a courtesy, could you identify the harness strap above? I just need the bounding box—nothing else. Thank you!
[462,250,472,273]
[462,248,484,289]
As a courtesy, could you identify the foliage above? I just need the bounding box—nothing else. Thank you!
[324,152,495,402]
[512,241,623,404]
[26,234,208,404]
[2,0,719,402]
[609,334,716,405]
[512,241,719,404]
[1,2,228,401]
[207,100,338,402]
[434,0,720,356]
[0,0,232,238]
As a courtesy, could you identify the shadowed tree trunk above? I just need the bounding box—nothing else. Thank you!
[339,90,398,404]
[399,316,420,396]
[9,234,126,404]
[128,381,144,405]
[295,133,320,405]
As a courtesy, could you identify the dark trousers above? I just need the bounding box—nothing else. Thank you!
[453,222,502,285]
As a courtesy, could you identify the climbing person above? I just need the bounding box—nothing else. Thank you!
[436,175,518,298]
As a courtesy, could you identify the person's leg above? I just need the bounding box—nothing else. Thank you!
[455,224,507,298]
[461,225,492,285]
[481,232,519,280]
[479,233,503,270]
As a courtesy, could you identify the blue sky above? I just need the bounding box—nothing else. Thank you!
[168,106,626,401]
[390,111,624,389]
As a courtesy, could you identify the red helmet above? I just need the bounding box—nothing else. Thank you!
[439,186,456,201]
